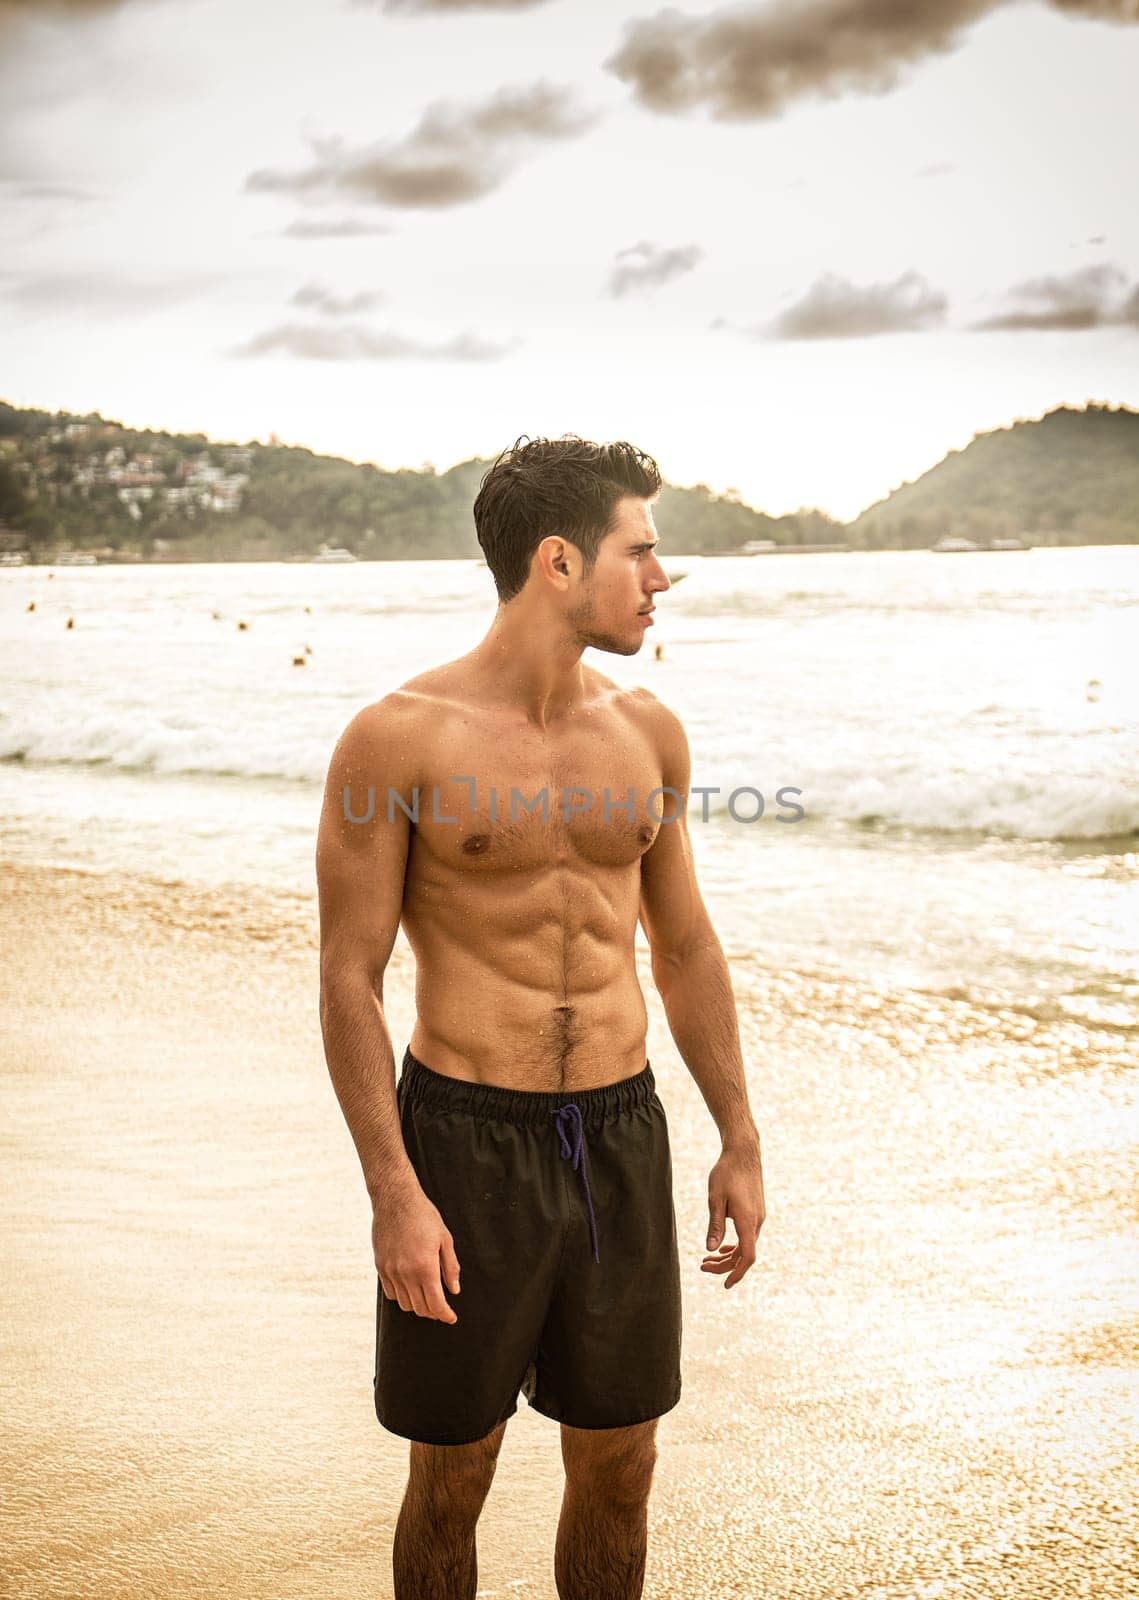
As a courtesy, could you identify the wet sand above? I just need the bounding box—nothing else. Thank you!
[2,861,1136,1599]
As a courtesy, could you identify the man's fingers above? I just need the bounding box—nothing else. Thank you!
[407,1280,432,1319]
[707,1195,727,1251]
[723,1248,757,1289]
[440,1237,461,1296]
[423,1275,458,1324]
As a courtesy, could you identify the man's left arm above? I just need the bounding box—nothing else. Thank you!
[637,695,766,1289]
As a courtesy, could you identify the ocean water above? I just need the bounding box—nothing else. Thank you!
[1,548,1137,1027]
[4,550,1139,1600]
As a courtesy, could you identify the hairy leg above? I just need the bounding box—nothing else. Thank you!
[392,1419,508,1600]
[556,1419,660,1600]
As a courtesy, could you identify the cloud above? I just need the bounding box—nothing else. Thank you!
[915,162,954,179]
[281,217,392,239]
[766,270,948,339]
[971,263,1137,330]
[232,322,520,361]
[291,280,385,316]
[0,0,163,42]
[2,181,103,201]
[363,0,550,11]
[605,0,1139,121]
[246,80,595,210]
[3,268,218,316]
[0,0,135,28]
[0,0,133,11]
[607,240,703,297]
[1048,0,1139,15]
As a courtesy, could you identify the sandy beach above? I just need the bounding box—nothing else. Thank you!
[2,859,1136,1599]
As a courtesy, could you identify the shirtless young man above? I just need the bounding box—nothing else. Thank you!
[316,435,766,1600]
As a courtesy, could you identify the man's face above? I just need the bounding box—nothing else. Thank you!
[566,496,670,657]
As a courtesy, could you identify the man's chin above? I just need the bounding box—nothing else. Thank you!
[582,630,643,658]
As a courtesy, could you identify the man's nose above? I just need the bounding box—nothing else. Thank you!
[647,555,670,594]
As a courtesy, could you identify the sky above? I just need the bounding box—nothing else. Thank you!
[1,0,1137,521]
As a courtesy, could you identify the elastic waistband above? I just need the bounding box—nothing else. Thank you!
[399,1047,656,1129]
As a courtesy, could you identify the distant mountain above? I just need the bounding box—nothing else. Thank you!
[1,398,1135,560]
[0,399,837,560]
[849,403,1139,549]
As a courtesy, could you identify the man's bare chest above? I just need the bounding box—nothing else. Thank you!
[405,710,668,873]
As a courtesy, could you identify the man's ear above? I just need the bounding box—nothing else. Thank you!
[536,536,574,585]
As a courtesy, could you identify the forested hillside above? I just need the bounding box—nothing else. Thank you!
[1,399,1135,560]
[0,401,833,560]
[850,404,1138,549]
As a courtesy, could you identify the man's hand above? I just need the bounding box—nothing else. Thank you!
[702,1144,766,1289]
[373,1184,462,1324]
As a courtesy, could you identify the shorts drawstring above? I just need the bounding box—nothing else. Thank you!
[552,1103,600,1263]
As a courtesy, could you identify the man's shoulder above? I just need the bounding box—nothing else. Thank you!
[330,681,443,785]
[343,665,462,732]
[608,680,686,744]
[578,665,671,719]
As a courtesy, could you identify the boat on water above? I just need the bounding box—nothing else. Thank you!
[931,536,1032,552]
[52,550,98,566]
[704,540,850,556]
[703,539,777,557]
[311,546,359,564]
[0,551,28,567]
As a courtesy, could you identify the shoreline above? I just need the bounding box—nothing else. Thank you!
[4,858,1136,1598]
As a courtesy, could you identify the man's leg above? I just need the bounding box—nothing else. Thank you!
[393,1419,508,1600]
[555,1419,660,1600]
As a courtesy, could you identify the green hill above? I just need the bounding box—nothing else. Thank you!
[1,398,1135,560]
[0,400,834,561]
[849,403,1139,549]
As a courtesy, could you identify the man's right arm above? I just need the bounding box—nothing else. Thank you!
[316,696,461,1323]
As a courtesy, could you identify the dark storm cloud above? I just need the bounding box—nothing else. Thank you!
[607,240,703,297]
[971,263,1136,330]
[246,81,595,210]
[3,268,218,316]
[281,217,392,239]
[768,270,948,338]
[605,0,1139,121]
[291,280,385,315]
[232,322,519,361]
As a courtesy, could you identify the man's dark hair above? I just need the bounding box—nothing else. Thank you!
[473,434,661,602]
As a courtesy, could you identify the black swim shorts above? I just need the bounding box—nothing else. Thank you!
[374,1046,683,1446]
